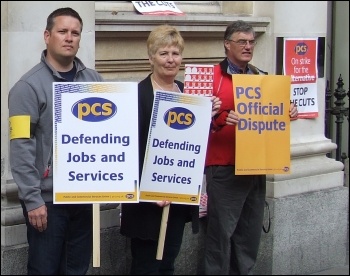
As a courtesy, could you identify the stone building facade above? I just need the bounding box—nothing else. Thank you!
[1,1,348,274]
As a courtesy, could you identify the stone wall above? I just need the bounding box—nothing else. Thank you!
[2,186,348,275]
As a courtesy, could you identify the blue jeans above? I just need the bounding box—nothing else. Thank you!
[20,201,93,275]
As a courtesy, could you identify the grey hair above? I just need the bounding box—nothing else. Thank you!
[224,20,255,41]
[223,20,255,54]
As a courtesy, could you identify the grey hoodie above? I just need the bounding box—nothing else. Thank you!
[9,50,104,212]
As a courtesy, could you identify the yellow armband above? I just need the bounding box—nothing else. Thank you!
[9,115,31,140]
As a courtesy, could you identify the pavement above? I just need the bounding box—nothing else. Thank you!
[310,264,349,275]
[310,174,349,276]
[309,248,349,275]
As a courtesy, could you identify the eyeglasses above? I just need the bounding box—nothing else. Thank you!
[227,39,257,47]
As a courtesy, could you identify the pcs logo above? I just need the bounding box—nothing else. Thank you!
[294,42,308,55]
[71,97,117,122]
[163,107,195,130]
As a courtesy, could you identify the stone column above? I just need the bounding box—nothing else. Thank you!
[0,2,116,274]
[221,1,253,16]
[252,2,348,275]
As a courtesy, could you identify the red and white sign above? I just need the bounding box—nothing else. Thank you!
[184,64,214,96]
[283,38,318,118]
[132,1,184,15]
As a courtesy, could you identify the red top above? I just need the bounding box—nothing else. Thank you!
[205,62,237,166]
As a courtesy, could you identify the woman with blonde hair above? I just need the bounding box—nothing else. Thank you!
[120,24,221,275]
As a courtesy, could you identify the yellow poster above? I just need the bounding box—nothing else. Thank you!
[233,75,291,175]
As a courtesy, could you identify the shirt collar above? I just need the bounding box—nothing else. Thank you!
[227,58,250,74]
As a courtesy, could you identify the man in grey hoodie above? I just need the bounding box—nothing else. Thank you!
[8,7,104,275]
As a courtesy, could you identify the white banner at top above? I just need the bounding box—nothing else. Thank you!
[132,1,184,15]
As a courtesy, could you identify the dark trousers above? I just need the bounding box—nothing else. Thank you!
[204,166,266,275]
[20,201,93,275]
[129,207,187,275]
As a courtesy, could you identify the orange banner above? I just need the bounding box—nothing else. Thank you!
[233,75,291,175]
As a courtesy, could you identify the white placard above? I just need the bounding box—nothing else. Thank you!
[132,1,184,15]
[53,82,139,203]
[140,91,212,205]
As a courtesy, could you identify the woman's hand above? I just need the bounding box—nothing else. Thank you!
[154,200,171,207]
[211,96,222,117]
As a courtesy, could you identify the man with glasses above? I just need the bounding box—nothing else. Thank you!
[203,20,298,275]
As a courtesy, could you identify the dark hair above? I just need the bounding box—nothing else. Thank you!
[46,7,83,32]
[224,20,255,41]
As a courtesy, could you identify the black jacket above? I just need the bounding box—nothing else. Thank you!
[120,74,199,240]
